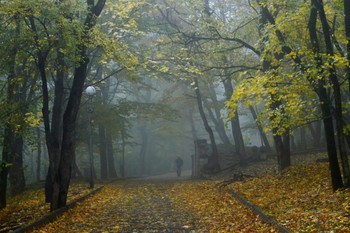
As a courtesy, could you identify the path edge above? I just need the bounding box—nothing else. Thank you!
[227,188,291,233]
[12,186,104,233]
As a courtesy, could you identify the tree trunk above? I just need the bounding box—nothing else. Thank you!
[315,0,350,187]
[0,127,13,209]
[344,0,350,92]
[139,124,149,176]
[259,3,344,190]
[319,88,344,190]
[120,130,126,178]
[308,121,322,148]
[203,97,231,145]
[299,126,307,150]
[37,128,42,182]
[273,131,291,173]
[206,83,231,145]
[9,136,25,196]
[222,77,246,162]
[188,107,198,141]
[249,106,271,151]
[99,126,108,180]
[194,77,220,171]
[106,129,117,179]
[46,0,106,210]
[0,41,18,208]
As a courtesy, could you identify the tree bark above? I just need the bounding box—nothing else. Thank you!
[249,106,271,151]
[314,0,350,187]
[203,97,231,145]
[120,130,125,178]
[308,121,322,147]
[308,1,344,190]
[0,38,19,208]
[259,7,291,171]
[222,77,246,162]
[106,129,117,179]
[206,83,232,145]
[344,0,350,92]
[54,0,106,209]
[9,136,25,196]
[138,124,149,176]
[299,126,307,151]
[99,125,108,180]
[37,128,42,182]
[194,77,220,171]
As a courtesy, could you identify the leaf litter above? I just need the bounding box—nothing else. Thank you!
[1,152,349,232]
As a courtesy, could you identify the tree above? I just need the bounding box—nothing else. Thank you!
[228,0,347,189]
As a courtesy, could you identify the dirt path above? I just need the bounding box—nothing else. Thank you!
[32,178,278,232]
[100,180,200,232]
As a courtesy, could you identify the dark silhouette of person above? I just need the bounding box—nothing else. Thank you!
[175,156,183,177]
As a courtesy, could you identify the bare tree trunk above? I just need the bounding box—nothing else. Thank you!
[222,77,246,162]
[9,136,25,196]
[106,129,117,179]
[314,0,350,187]
[249,106,271,151]
[37,128,42,182]
[99,126,108,180]
[193,77,220,171]
[307,1,344,190]
[139,124,149,176]
[308,121,322,147]
[344,0,350,92]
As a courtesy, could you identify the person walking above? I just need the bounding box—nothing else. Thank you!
[175,156,183,177]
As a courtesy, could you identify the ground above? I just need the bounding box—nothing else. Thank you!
[2,152,350,232]
[30,177,278,232]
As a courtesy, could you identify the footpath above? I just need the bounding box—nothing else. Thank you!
[26,173,286,232]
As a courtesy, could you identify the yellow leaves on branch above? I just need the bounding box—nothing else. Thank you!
[226,69,317,135]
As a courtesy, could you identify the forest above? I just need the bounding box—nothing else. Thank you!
[0,0,350,232]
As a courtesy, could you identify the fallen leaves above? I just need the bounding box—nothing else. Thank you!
[29,180,277,232]
[0,182,100,232]
[2,154,350,232]
[229,160,350,232]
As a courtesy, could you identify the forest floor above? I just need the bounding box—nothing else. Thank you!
[0,152,349,232]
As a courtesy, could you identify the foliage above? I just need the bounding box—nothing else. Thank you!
[225,0,350,136]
